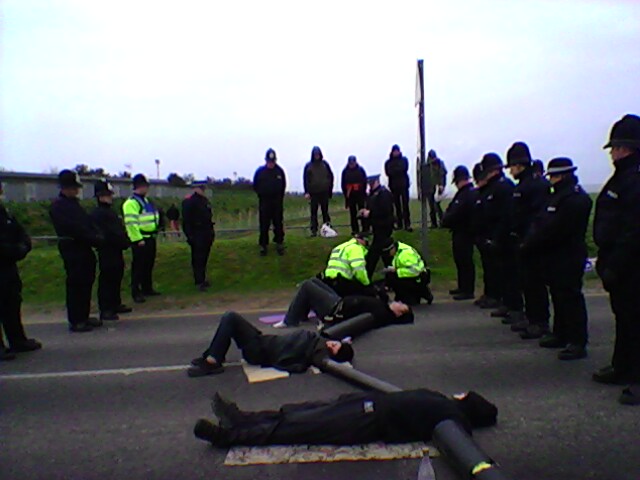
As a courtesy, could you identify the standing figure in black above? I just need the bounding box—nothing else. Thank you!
[471,163,495,307]
[384,144,412,231]
[0,179,42,360]
[303,146,334,237]
[91,180,132,321]
[425,149,448,228]
[341,155,368,235]
[442,166,478,301]
[361,174,395,278]
[503,142,550,340]
[253,148,286,256]
[182,181,215,291]
[521,158,592,360]
[50,170,104,332]
[592,114,640,405]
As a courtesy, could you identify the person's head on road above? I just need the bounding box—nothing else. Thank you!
[265,148,277,168]
[132,173,150,196]
[192,180,207,196]
[347,155,358,168]
[506,141,532,179]
[311,146,323,162]
[390,144,402,158]
[94,179,115,204]
[452,166,471,189]
[58,169,83,198]
[545,157,578,186]
[452,391,498,428]
[479,153,503,182]
[325,339,354,363]
[604,114,640,163]
[367,174,381,192]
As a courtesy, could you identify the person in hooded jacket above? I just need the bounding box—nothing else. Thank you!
[425,149,448,228]
[341,155,368,235]
[254,148,287,256]
[303,146,334,237]
[384,144,412,231]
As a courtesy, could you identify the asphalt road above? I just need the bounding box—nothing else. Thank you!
[1,295,639,480]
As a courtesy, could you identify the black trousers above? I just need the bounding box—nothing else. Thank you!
[60,244,96,326]
[386,272,431,305]
[548,270,588,347]
[346,194,368,234]
[0,266,28,348]
[366,226,394,278]
[309,193,331,233]
[258,197,284,246]
[452,232,475,295]
[204,312,262,364]
[131,237,156,297]
[427,191,443,227]
[391,188,411,229]
[501,248,523,312]
[609,281,640,381]
[285,278,341,326]
[189,233,214,285]
[521,255,549,326]
[478,245,501,301]
[97,250,124,314]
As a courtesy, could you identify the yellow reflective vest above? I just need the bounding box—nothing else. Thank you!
[393,242,426,278]
[324,238,370,285]
[122,194,159,243]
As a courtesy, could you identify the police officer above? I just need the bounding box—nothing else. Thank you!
[521,158,592,360]
[381,237,433,305]
[0,179,42,358]
[253,148,286,256]
[442,166,478,301]
[50,170,104,332]
[503,142,551,340]
[123,174,160,303]
[91,180,131,321]
[341,155,368,235]
[182,180,215,291]
[592,114,640,405]
[471,163,497,308]
[361,174,395,277]
[384,145,412,231]
[321,234,373,297]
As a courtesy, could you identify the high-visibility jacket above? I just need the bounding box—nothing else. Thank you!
[122,194,159,243]
[393,242,426,278]
[324,239,370,285]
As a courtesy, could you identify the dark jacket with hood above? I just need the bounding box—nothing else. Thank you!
[304,147,334,195]
[254,149,287,199]
[243,330,328,373]
[385,151,410,191]
[341,164,367,199]
[0,203,31,276]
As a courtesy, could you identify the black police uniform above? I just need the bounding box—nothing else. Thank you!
[91,196,130,318]
[50,193,103,328]
[593,150,640,383]
[365,182,395,277]
[442,182,478,296]
[522,174,592,349]
[384,149,411,229]
[253,151,286,251]
[341,162,368,234]
[182,191,215,287]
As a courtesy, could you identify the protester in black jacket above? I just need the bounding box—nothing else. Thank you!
[303,146,334,236]
[0,179,41,359]
[186,311,354,377]
[91,180,131,321]
[384,144,412,230]
[50,170,104,332]
[591,114,640,405]
[442,166,478,300]
[253,148,287,255]
[341,155,368,234]
[362,175,395,277]
[521,158,592,360]
[194,389,497,447]
[182,181,215,290]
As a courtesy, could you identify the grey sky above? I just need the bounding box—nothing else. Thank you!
[1,0,639,193]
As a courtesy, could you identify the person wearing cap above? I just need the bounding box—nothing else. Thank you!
[425,149,448,228]
[384,144,412,231]
[592,114,640,405]
[186,310,354,377]
[50,169,104,332]
[182,181,216,291]
[341,155,368,235]
[0,179,42,359]
[521,158,592,360]
[503,142,550,340]
[122,173,160,303]
[91,180,132,321]
[194,388,498,447]
[471,163,497,308]
[361,174,395,277]
[253,148,287,256]
[442,166,478,301]
[303,146,334,237]
[320,234,374,297]
[380,238,433,305]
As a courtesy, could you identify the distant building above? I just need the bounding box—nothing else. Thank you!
[0,171,191,202]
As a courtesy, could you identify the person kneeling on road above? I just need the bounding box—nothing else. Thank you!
[273,277,412,329]
[187,311,353,377]
[380,237,433,305]
[194,389,498,447]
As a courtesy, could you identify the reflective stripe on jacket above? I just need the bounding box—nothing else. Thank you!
[393,242,426,278]
[324,238,370,285]
[122,195,159,243]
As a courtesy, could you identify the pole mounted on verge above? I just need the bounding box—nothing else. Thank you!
[416,59,429,260]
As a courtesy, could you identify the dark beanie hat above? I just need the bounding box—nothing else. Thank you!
[506,141,532,167]
[455,391,498,428]
[132,173,149,188]
[391,144,401,153]
[604,114,640,149]
[265,148,277,162]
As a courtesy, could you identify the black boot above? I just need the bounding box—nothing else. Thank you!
[194,418,222,444]
[558,344,587,361]
[539,334,566,349]
[520,324,549,340]
[212,393,245,428]
[490,306,509,318]
[619,385,640,406]
[276,244,285,256]
[592,365,633,385]
[259,246,268,257]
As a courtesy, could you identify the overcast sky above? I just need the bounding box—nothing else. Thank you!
[1,0,639,193]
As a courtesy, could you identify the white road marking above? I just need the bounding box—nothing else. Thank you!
[0,361,242,381]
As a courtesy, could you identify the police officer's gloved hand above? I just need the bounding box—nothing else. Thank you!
[600,269,618,292]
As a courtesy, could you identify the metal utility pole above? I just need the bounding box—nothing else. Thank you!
[416,59,428,259]
[155,159,160,179]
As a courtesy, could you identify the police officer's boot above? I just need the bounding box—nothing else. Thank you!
[520,323,549,340]
[558,344,587,361]
[260,245,268,257]
[0,345,16,361]
[276,244,285,256]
